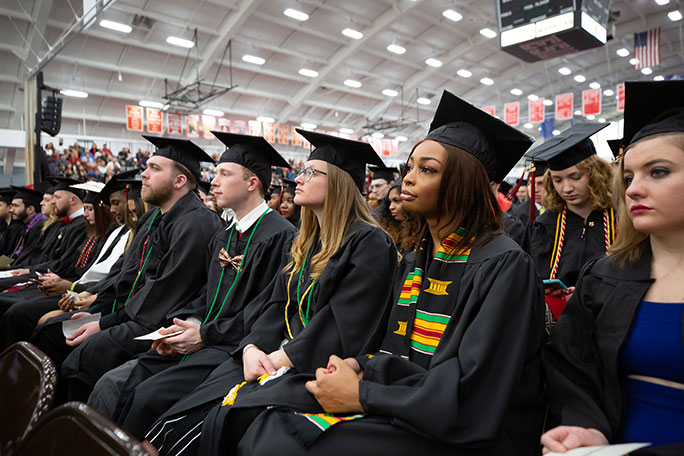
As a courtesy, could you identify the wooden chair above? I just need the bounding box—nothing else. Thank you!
[0,341,57,454]
[13,402,149,455]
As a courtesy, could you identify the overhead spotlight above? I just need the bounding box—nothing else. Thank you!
[589,82,601,89]
[616,48,630,57]
[523,123,533,129]
[654,75,665,81]
[425,58,443,67]
[341,28,363,39]
[480,28,497,38]
[387,44,406,55]
[668,10,682,21]
[417,97,431,105]
[166,36,194,48]
[552,130,561,136]
[283,8,309,21]
[527,94,539,101]
[655,0,670,4]
[139,100,164,108]
[257,116,275,123]
[558,67,572,75]
[382,89,398,97]
[300,122,317,129]
[598,118,606,123]
[442,9,462,22]
[299,68,319,78]
[603,89,614,96]
[242,55,266,65]
[510,88,523,96]
[60,89,88,98]
[339,128,354,134]
[629,58,639,65]
[457,69,472,78]
[543,99,553,106]
[574,109,582,115]
[99,19,132,34]
[587,114,596,120]
[641,67,653,75]
[344,79,362,88]
[372,132,384,139]
[480,77,494,86]
[574,75,586,82]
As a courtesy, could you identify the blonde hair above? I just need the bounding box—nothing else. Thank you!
[286,163,379,279]
[542,154,614,212]
[610,132,684,266]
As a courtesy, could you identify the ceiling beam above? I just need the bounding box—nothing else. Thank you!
[276,0,423,123]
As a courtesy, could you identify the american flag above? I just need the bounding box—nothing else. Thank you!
[633,28,660,70]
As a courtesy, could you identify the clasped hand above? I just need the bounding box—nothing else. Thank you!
[305,355,364,414]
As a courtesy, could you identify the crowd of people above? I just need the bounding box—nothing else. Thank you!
[0,80,682,455]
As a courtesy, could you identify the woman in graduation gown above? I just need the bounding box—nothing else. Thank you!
[195,91,546,456]
[142,131,398,456]
[542,81,684,455]
[523,123,616,324]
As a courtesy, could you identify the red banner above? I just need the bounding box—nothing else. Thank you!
[202,115,216,139]
[186,114,200,138]
[232,120,246,135]
[291,127,303,147]
[263,123,276,143]
[555,93,573,121]
[617,83,625,112]
[277,125,289,144]
[482,105,496,117]
[217,117,231,132]
[248,120,262,136]
[167,112,182,135]
[528,99,544,123]
[582,89,602,116]
[126,105,144,132]
[504,102,519,126]
[146,108,162,133]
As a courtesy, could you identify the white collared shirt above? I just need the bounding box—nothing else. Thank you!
[69,207,85,219]
[230,201,270,234]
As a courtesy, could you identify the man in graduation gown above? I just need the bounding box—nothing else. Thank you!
[0,188,22,256]
[4,187,46,268]
[87,132,298,434]
[32,136,224,402]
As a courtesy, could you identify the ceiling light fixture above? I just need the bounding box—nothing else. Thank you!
[589,82,601,89]
[283,8,309,21]
[527,94,539,101]
[395,136,408,142]
[242,54,265,65]
[257,116,275,123]
[344,79,362,88]
[629,58,639,65]
[341,28,363,39]
[616,48,630,57]
[60,89,88,98]
[382,89,399,97]
[480,28,497,38]
[425,58,443,67]
[603,89,614,96]
[457,69,472,78]
[417,97,431,105]
[299,68,319,78]
[641,67,653,75]
[99,19,132,33]
[300,122,317,129]
[139,100,164,109]
[558,67,572,75]
[480,77,494,85]
[372,132,384,139]
[442,9,463,22]
[387,44,406,55]
[574,74,586,82]
[510,88,523,96]
[166,36,194,48]
[668,10,683,21]
[654,75,665,81]
[339,128,354,134]
[543,99,553,106]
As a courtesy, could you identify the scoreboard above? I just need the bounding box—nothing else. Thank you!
[497,0,611,62]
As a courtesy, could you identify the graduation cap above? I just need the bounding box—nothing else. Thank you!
[100,170,141,202]
[10,186,43,207]
[198,180,212,196]
[143,135,215,183]
[50,177,86,200]
[623,80,684,147]
[212,131,290,192]
[368,165,398,183]
[0,187,15,204]
[295,129,385,191]
[524,122,610,171]
[271,178,297,196]
[118,179,142,200]
[607,139,624,161]
[425,90,534,183]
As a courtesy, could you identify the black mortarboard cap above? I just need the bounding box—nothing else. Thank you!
[10,186,43,207]
[0,187,15,204]
[198,181,212,195]
[118,179,142,200]
[525,122,609,171]
[368,165,398,183]
[295,129,385,191]
[100,169,141,202]
[532,160,548,176]
[50,177,85,200]
[607,139,624,159]
[425,90,534,182]
[212,131,290,192]
[269,179,296,197]
[143,135,215,183]
[623,80,684,147]
[84,191,104,205]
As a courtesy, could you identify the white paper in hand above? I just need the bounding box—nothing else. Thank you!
[134,328,185,341]
[62,312,102,338]
[546,443,651,456]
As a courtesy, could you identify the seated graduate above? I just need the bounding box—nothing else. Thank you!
[542,81,684,456]
[368,165,395,220]
[142,130,398,456]
[277,179,301,228]
[188,90,545,456]
[377,180,421,255]
[0,188,23,256]
[509,161,548,226]
[3,187,46,268]
[523,123,616,327]
[30,136,225,403]
[0,179,137,350]
[86,132,298,428]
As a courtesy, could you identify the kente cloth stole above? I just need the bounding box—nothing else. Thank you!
[383,228,473,363]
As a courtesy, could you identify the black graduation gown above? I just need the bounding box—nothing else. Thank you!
[523,208,613,286]
[4,218,45,265]
[231,235,545,456]
[29,214,88,278]
[509,200,539,226]
[61,192,224,389]
[503,211,525,245]
[113,210,297,433]
[144,223,398,454]
[0,219,24,255]
[543,249,684,455]
[13,221,59,267]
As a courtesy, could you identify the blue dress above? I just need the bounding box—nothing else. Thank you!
[619,301,684,445]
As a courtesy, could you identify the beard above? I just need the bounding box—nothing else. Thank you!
[142,178,174,207]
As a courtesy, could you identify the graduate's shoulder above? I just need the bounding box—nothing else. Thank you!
[344,220,395,248]
[468,232,529,265]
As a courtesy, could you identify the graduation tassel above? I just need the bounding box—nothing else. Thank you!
[529,162,537,223]
[507,170,527,201]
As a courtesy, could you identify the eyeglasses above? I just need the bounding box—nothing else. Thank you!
[297,167,328,182]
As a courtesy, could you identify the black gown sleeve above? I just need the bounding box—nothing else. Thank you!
[358,249,544,447]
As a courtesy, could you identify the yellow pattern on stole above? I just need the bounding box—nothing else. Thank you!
[424,278,452,296]
[394,321,407,336]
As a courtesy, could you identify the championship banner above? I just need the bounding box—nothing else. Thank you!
[482,105,496,116]
[248,120,261,136]
[504,102,519,126]
[202,115,216,140]
[528,99,544,123]
[186,114,200,138]
[617,83,625,112]
[167,112,182,135]
[217,117,231,132]
[291,126,303,146]
[233,120,246,135]
[146,108,162,133]
[582,89,602,116]
[126,105,144,132]
[263,122,276,143]
[555,93,574,120]
[277,124,289,144]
